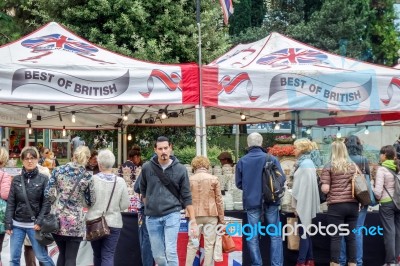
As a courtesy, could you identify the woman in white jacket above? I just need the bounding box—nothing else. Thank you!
[292,138,320,266]
[86,149,130,266]
[373,145,400,266]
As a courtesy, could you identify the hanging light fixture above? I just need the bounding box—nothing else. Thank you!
[292,133,296,139]
[27,106,33,119]
[161,112,167,119]
[62,126,66,137]
[381,121,385,126]
[127,134,132,141]
[274,120,280,130]
[71,111,76,123]
[336,126,342,139]
[364,126,369,135]
[123,111,128,121]
[240,113,246,120]
[28,124,32,135]
[306,127,312,135]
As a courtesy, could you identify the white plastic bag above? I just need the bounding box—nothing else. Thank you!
[213,234,223,262]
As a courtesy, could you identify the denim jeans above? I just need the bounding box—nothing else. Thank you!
[146,211,181,266]
[90,227,121,266]
[379,201,400,264]
[246,205,283,266]
[10,226,55,266]
[138,213,154,266]
[297,219,313,263]
[339,205,368,266]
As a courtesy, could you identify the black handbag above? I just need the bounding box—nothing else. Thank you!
[86,177,116,241]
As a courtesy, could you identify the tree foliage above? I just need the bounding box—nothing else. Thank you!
[1,0,231,64]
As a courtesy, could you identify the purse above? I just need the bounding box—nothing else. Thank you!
[361,156,378,207]
[221,233,236,253]
[86,177,116,241]
[351,164,371,206]
[41,173,82,234]
[287,217,300,251]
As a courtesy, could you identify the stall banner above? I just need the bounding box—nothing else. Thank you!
[177,217,243,266]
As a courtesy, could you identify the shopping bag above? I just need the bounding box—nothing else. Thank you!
[351,166,371,206]
[213,234,223,262]
[287,217,299,251]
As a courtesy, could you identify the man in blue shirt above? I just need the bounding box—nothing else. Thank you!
[236,132,286,266]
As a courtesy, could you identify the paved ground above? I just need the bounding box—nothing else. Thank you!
[2,235,94,265]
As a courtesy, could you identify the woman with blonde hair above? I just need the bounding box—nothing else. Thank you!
[45,146,95,266]
[185,155,225,266]
[292,139,320,266]
[0,147,11,266]
[373,145,400,265]
[86,149,129,266]
[321,141,358,266]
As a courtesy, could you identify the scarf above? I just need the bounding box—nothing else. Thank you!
[22,167,39,180]
[97,172,116,182]
[382,160,397,171]
[294,153,311,172]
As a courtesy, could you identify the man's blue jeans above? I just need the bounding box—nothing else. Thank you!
[146,211,181,266]
[10,226,55,266]
[339,205,368,266]
[139,213,154,266]
[246,205,283,266]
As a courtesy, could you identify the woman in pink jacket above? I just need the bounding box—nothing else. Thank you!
[373,145,400,266]
[0,147,12,266]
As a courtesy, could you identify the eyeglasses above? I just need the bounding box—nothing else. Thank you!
[23,157,37,162]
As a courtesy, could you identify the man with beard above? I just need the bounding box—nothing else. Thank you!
[139,136,196,266]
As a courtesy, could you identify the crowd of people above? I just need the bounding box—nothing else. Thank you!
[0,133,399,266]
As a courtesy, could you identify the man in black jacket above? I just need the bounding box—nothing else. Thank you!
[5,146,54,266]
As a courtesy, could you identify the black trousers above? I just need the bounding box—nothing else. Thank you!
[327,202,359,263]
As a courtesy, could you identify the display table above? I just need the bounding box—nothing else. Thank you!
[115,211,385,266]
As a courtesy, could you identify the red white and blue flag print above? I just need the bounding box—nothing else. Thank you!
[257,48,328,65]
[219,0,234,25]
[21,34,98,55]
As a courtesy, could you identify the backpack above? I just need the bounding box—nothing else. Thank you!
[384,168,400,210]
[262,154,285,203]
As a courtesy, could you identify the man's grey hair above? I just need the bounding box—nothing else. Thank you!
[247,132,263,147]
[97,149,115,169]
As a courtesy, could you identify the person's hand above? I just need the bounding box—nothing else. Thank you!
[189,221,199,238]
[34,224,41,231]
[6,230,12,235]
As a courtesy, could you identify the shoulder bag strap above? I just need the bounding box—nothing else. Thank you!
[20,177,36,221]
[105,176,117,213]
[383,166,398,200]
[150,163,182,205]
[59,172,83,213]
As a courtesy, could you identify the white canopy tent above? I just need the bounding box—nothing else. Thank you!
[202,32,400,132]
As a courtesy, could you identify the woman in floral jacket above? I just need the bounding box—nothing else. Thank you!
[45,146,96,266]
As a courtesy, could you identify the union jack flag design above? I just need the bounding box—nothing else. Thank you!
[257,48,328,65]
[21,34,98,55]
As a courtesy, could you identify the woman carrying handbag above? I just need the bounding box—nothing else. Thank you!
[45,146,95,266]
[86,149,129,266]
[4,146,54,266]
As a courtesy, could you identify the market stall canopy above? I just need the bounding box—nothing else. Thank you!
[0,22,200,129]
[202,32,400,121]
